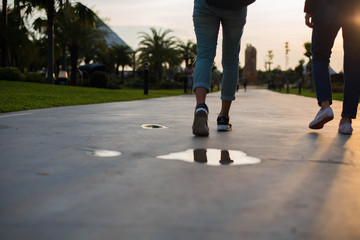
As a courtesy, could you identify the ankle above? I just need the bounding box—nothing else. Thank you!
[196,102,207,108]
[320,101,330,109]
[218,114,229,119]
[219,113,229,118]
[340,117,351,124]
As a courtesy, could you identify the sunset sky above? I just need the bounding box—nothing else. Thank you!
[14,0,346,72]
[83,0,345,72]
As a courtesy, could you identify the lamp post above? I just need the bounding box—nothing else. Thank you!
[144,62,149,95]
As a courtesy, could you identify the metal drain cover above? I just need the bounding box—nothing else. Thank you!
[141,124,168,129]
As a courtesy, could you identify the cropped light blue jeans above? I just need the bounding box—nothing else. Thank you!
[192,0,247,101]
[312,0,360,118]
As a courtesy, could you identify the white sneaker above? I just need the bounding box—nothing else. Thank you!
[338,121,353,135]
[309,107,334,129]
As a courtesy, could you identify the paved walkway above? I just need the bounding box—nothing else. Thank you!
[1,89,360,240]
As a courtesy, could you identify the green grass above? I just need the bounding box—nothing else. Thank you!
[274,87,344,101]
[0,80,186,113]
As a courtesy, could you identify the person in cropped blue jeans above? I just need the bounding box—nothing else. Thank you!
[192,0,255,136]
[305,0,360,134]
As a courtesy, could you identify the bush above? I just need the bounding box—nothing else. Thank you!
[25,72,45,83]
[159,80,181,89]
[89,71,108,88]
[332,84,343,93]
[0,67,25,81]
[304,81,314,89]
[122,78,143,89]
[106,78,120,89]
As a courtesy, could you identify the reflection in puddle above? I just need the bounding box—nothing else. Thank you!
[78,147,122,157]
[157,148,261,166]
[141,124,168,129]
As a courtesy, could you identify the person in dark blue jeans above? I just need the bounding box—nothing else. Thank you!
[305,0,360,134]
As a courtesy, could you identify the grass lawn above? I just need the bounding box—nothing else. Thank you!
[274,87,344,102]
[0,80,187,113]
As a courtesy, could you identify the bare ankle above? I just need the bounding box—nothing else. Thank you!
[340,117,351,124]
[320,101,330,109]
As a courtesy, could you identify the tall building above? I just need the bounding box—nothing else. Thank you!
[243,44,257,84]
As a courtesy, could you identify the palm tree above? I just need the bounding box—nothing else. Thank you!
[265,50,274,71]
[137,27,180,81]
[177,40,196,67]
[111,43,132,82]
[26,0,56,83]
[1,0,11,66]
[57,2,99,85]
[1,1,32,69]
[1,0,7,25]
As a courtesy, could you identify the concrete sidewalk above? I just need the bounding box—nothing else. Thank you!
[1,89,360,240]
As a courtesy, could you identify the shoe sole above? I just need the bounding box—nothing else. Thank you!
[309,116,334,129]
[338,130,353,135]
[192,110,209,136]
[217,125,232,132]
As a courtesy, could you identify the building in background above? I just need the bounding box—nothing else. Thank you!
[243,44,257,84]
[95,16,133,51]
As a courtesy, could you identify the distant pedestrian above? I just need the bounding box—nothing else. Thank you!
[243,78,248,92]
[192,0,255,136]
[305,0,360,134]
[185,64,194,94]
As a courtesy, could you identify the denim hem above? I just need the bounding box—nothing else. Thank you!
[193,83,210,93]
[341,112,357,119]
[221,95,235,101]
[317,99,332,107]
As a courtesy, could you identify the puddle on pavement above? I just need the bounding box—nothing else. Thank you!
[78,147,122,157]
[141,124,168,129]
[157,148,261,166]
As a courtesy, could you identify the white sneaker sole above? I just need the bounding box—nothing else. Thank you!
[338,129,353,135]
[217,125,232,132]
[309,115,334,129]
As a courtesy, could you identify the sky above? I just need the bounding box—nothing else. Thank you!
[12,0,345,72]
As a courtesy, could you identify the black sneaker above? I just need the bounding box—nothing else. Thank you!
[192,103,209,136]
[217,115,232,132]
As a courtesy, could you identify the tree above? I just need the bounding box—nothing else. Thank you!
[285,41,290,70]
[137,27,180,81]
[265,50,274,71]
[1,0,11,66]
[46,0,55,83]
[57,2,99,85]
[57,0,69,71]
[177,40,196,67]
[304,42,312,81]
[304,42,312,61]
[1,1,34,69]
[26,0,57,83]
[111,43,132,82]
[2,0,7,24]
[295,59,305,81]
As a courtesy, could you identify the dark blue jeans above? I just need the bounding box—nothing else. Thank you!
[312,0,360,118]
